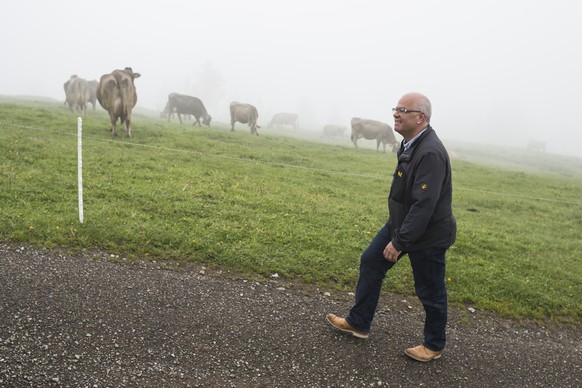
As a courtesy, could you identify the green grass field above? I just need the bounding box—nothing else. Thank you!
[1,97,581,323]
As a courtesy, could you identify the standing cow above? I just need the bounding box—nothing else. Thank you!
[96,67,141,138]
[64,75,91,115]
[526,139,546,152]
[230,101,260,136]
[351,117,399,153]
[267,112,299,129]
[162,93,212,127]
[87,80,99,112]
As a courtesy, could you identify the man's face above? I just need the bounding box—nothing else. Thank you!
[393,96,422,139]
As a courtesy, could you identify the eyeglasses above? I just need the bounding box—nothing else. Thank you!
[392,107,422,114]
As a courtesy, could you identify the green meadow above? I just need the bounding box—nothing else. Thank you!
[1,97,581,323]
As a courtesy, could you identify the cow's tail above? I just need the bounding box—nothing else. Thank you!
[69,79,79,106]
[250,108,260,135]
[116,77,134,137]
[119,78,132,119]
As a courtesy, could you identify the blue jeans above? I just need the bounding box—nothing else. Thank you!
[346,222,448,351]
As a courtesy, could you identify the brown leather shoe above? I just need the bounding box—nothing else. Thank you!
[326,313,369,339]
[404,345,443,362]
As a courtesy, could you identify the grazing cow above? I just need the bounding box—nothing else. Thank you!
[160,102,192,121]
[87,80,99,111]
[350,117,399,153]
[230,101,260,136]
[526,139,546,152]
[160,102,171,118]
[64,75,90,115]
[96,67,141,138]
[267,112,299,129]
[322,124,347,138]
[162,93,212,126]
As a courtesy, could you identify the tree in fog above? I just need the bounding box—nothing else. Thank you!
[193,61,226,116]
[295,98,320,131]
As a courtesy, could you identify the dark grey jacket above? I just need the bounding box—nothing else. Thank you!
[388,126,456,253]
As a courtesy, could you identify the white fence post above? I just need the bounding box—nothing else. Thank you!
[78,117,84,223]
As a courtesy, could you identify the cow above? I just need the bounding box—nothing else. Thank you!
[160,102,192,121]
[87,80,99,111]
[526,139,546,152]
[322,124,347,138]
[64,75,90,115]
[350,117,399,153]
[162,93,211,127]
[267,112,299,129]
[230,101,260,136]
[96,67,141,138]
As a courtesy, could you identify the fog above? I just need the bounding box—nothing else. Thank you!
[1,0,580,158]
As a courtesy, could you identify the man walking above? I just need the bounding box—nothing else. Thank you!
[327,92,456,362]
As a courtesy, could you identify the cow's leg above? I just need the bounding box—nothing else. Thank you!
[351,135,358,149]
[231,119,236,132]
[193,116,201,127]
[376,140,385,152]
[110,115,117,137]
[125,117,132,138]
[178,113,183,125]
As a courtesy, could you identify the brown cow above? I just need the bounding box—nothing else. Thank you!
[162,93,212,126]
[526,139,546,151]
[96,67,141,137]
[87,80,99,111]
[267,112,299,129]
[64,75,90,115]
[350,117,399,153]
[230,101,260,136]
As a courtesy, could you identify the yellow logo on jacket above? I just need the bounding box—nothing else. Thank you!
[397,170,403,178]
[420,183,428,190]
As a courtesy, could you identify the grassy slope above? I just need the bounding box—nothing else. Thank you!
[1,97,581,323]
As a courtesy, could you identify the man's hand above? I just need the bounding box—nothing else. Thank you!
[383,241,401,263]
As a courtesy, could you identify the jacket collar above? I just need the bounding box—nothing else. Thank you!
[397,125,433,162]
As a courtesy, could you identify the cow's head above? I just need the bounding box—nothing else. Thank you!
[203,114,212,127]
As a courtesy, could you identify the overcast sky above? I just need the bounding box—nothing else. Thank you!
[1,0,580,157]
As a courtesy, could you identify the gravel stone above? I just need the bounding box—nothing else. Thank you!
[1,242,580,387]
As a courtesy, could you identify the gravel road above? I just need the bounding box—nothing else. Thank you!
[1,242,580,387]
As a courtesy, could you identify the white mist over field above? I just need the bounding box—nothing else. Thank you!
[1,0,580,158]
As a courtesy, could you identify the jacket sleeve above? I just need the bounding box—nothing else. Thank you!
[392,151,446,251]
